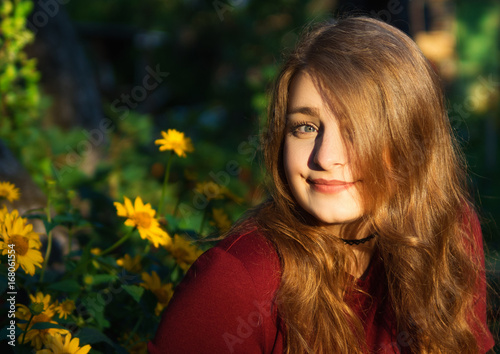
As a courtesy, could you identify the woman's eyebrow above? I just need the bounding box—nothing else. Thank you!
[286,106,321,118]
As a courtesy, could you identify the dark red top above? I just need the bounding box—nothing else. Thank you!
[149,219,495,353]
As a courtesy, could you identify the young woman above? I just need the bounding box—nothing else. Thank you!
[148,17,495,353]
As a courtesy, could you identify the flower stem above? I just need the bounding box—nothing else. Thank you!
[21,313,34,346]
[99,228,135,257]
[40,230,52,283]
[172,193,182,218]
[158,151,174,217]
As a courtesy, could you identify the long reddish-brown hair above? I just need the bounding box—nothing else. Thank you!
[233,17,487,353]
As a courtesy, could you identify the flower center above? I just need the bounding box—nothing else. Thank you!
[61,301,75,313]
[10,235,29,256]
[0,190,8,198]
[133,212,152,229]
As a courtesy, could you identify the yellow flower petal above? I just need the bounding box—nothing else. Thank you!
[114,201,127,217]
[165,234,203,271]
[155,129,194,158]
[1,212,43,275]
[0,181,20,202]
[115,196,172,248]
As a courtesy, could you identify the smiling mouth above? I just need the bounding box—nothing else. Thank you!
[307,178,356,194]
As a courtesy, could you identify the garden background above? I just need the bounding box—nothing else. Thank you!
[0,0,499,352]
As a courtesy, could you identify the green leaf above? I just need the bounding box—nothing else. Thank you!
[14,0,34,19]
[31,322,67,330]
[70,245,92,277]
[81,294,110,330]
[122,284,144,303]
[24,213,46,221]
[22,207,45,215]
[164,213,179,230]
[91,274,117,285]
[95,310,110,329]
[47,279,81,293]
[75,327,115,346]
[42,218,56,234]
[170,265,182,283]
[95,255,118,268]
[52,213,78,225]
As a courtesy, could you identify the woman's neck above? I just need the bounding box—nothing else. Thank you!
[348,242,377,278]
[320,221,377,278]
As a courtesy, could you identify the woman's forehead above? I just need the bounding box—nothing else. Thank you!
[287,72,322,109]
[286,71,342,123]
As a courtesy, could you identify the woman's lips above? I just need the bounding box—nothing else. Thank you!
[307,178,356,194]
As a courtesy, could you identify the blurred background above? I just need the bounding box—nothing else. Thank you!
[1,0,499,347]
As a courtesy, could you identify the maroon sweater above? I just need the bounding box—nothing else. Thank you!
[149,222,495,353]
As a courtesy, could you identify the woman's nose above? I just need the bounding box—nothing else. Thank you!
[312,129,347,170]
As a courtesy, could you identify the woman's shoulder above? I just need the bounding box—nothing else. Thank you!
[216,226,280,264]
[148,225,283,353]
[201,226,281,294]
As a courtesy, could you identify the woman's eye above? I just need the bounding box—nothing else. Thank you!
[293,124,317,135]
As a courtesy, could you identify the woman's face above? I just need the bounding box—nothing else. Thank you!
[283,71,364,234]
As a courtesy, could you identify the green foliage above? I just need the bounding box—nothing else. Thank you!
[453,1,500,251]
[0,0,86,188]
[0,0,40,131]
[0,132,243,351]
[0,1,253,352]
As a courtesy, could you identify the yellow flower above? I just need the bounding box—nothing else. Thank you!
[194,181,227,201]
[0,205,9,223]
[114,196,172,248]
[194,181,243,204]
[36,333,91,354]
[0,181,20,202]
[210,208,232,232]
[90,247,101,255]
[140,271,174,316]
[0,209,42,247]
[155,129,194,157]
[120,332,148,354]
[165,234,203,271]
[55,299,75,320]
[1,212,43,275]
[16,292,68,350]
[83,275,93,286]
[116,254,142,273]
[33,293,56,311]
